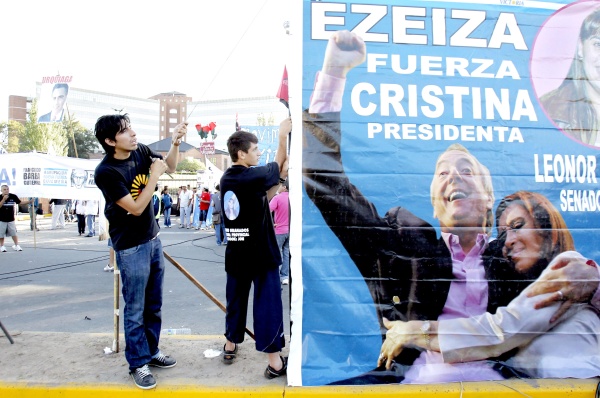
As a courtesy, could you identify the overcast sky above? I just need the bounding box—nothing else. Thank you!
[0,0,293,122]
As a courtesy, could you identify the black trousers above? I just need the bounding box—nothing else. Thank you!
[76,214,86,234]
[225,267,285,353]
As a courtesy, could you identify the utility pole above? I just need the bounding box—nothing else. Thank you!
[65,103,78,158]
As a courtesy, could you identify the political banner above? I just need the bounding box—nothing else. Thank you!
[0,152,101,200]
[294,0,600,387]
[244,125,283,166]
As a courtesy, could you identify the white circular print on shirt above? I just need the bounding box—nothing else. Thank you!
[223,191,239,220]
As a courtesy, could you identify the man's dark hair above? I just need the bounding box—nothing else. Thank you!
[94,114,130,155]
[227,131,258,162]
[52,83,69,95]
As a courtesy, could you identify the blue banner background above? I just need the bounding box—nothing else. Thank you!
[301,0,600,386]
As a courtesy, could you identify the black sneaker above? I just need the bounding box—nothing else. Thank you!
[264,356,288,379]
[149,352,177,368]
[130,364,156,389]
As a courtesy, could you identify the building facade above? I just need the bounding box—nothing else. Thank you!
[9,85,288,155]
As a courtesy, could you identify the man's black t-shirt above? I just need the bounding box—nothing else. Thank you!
[94,143,160,251]
[220,163,282,276]
[0,193,20,222]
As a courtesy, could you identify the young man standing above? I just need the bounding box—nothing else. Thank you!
[94,114,187,389]
[0,184,24,252]
[220,117,291,379]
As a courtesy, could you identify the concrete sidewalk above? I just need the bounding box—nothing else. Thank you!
[0,331,285,387]
[2,331,599,397]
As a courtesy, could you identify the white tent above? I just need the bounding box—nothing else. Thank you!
[196,156,224,191]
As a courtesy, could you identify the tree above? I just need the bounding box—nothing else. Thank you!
[0,120,25,153]
[16,100,68,156]
[4,99,95,157]
[176,158,204,173]
[66,127,98,159]
[0,122,6,150]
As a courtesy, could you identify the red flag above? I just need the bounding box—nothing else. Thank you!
[276,65,289,110]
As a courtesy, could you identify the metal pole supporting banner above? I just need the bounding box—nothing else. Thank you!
[112,260,120,353]
[163,250,255,340]
[0,321,15,344]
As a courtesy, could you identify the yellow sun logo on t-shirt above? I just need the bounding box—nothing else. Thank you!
[131,174,149,199]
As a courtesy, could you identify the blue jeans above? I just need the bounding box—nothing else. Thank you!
[163,207,171,227]
[116,237,164,371]
[276,233,290,280]
[199,209,208,228]
[215,219,227,245]
[86,215,95,235]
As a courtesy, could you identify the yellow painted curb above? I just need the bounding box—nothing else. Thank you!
[0,383,283,398]
[285,379,600,397]
[2,379,599,398]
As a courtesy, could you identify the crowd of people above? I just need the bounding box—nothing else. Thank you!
[0,194,100,254]
[156,184,226,236]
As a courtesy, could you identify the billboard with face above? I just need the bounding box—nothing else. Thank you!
[37,75,72,123]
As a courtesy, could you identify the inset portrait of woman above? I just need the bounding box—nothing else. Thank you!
[532,2,600,147]
[223,191,239,220]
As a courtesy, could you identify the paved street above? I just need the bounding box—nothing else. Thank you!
[0,215,291,337]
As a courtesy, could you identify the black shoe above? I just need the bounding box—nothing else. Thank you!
[148,352,177,368]
[130,364,156,389]
[222,343,238,364]
[264,356,287,379]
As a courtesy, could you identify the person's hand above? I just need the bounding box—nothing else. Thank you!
[322,30,366,79]
[378,318,418,370]
[150,158,168,177]
[172,122,188,146]
[279,117,292,139]
[527,251,599,322]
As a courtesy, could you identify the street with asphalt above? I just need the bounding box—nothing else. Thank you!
[1,215,290,336]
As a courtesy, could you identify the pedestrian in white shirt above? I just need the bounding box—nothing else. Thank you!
[178,186,192,229]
